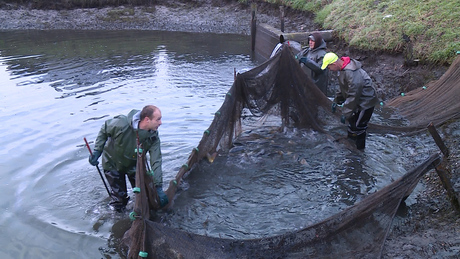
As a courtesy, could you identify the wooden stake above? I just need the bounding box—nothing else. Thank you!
[251,3,257,52]
[427,122,449,157]
[279,6,285,33]
[427,123,460,212]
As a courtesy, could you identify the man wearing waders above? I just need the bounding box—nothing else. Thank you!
[321,52,379,150]
[88,105,168,212]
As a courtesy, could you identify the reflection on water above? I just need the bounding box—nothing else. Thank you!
[0,30,438,258]
[0,30,255,259]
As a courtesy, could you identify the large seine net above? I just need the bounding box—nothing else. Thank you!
[386,55,460,128]
[121,44,459,258]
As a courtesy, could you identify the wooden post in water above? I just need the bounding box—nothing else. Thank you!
[280,6,285,33]
[251,3,257,52]
[427,122,460,212]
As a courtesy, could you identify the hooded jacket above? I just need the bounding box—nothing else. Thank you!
[334,59,379,118]
[94,109,163,186]
[298,39,328,95]
[299,38,327,65]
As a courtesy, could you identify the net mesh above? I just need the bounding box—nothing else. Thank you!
[121,44,458,258]
[386,55,460,128]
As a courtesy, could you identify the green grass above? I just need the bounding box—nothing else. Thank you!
[260,0,459,65]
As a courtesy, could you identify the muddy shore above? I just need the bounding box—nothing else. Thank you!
[1,1,458,258]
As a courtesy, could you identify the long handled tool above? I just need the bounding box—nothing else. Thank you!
[84,137,112,198]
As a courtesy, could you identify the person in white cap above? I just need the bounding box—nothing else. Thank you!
[321,52,379,150]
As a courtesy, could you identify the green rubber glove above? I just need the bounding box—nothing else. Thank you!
[340,115,346,124]
[88,150,102,166]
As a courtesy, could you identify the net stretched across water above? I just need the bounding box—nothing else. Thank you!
[122,44,459,258]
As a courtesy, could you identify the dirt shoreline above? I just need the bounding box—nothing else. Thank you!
[0,1,302,34]
[1,1,458,258]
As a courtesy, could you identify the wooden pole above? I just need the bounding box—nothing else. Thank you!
[433,166,460,212]
[279,6,285,33]
[84,137,112,198]
[427,122,449,157]
[251,3,257,52]
[427,123,460,212]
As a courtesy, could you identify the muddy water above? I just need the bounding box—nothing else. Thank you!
[0,30,438,258]
[163,121,438,239]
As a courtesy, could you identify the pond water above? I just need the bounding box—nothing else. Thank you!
[0,30,438,258]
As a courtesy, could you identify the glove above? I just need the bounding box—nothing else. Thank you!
[332,102,337,113]
[299,57,307,64]
[88,150,102,166]
[340,115,346,124]
[156,186,169,208]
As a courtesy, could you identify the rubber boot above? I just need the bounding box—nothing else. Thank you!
[356,132,366,150]
[110,195,129,213]
[347,131,358,140]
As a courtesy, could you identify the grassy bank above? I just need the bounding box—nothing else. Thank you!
[256,0,459,65]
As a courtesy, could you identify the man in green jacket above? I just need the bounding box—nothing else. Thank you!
[321,52,379,150]
[88,105,168,212]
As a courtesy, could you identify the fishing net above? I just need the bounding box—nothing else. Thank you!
[126,154,440,259]
[121,44,457,258]
[385,55,460,129]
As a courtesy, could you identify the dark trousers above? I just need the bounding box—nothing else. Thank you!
[347,107,374,149]
[104,170,135,211]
